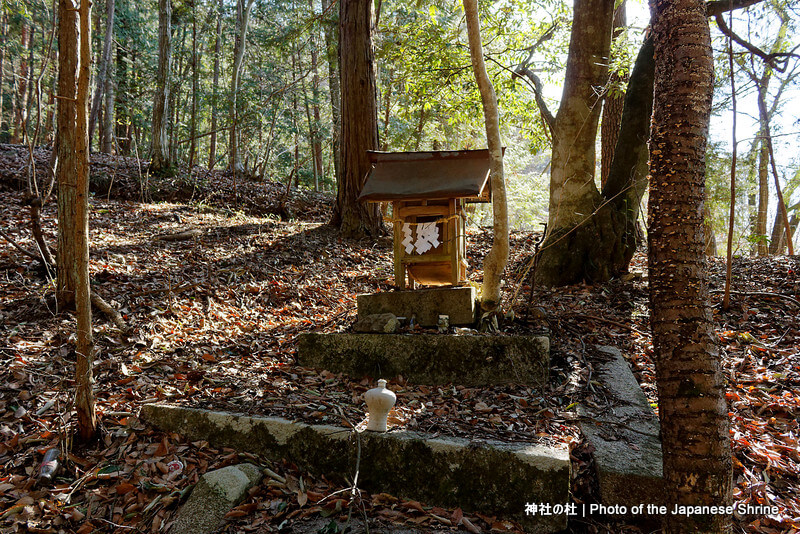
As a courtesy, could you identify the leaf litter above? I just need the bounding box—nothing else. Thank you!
[1,145,799,533]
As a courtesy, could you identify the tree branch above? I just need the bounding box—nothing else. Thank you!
[706,0,762,16]
[512,24,558,137]
[714,13,799,72]
[513,66,555,135]
[0,228,41,261]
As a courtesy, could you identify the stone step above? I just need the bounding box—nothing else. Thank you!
[578,346,664,508]
[140,404,570,533]
[297,333,550,387]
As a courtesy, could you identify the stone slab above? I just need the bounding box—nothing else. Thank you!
[357,287,477,327]
[141,404,569,533]
[297,333,550,387]
[578,346,664,507]
[170,463,262,534]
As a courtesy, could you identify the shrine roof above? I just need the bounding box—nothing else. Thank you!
[358,149,492,202]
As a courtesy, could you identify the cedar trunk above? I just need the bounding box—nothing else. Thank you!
[57,0,96,442]
[332,0,382,237]
[649,0,732,531]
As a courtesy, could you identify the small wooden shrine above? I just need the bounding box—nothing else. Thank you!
[358,149,492,289]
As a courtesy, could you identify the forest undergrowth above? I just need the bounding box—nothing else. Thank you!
[1,145,799,533]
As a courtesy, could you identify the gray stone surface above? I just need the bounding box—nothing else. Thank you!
[142,404,569,533]
[170,463,262,534]
[357,287,477,327]
[297,333,550,387]
[353,313,401,333]
[578,346,664,507]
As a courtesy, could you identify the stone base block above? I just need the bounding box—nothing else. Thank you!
[141,404,569,533]
[357,287,477,327]
[578,346,664,508]
[298,333,550,387]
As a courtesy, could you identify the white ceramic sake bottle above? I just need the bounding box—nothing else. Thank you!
[365,379,396,432]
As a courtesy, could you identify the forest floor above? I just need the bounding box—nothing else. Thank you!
[1,143,799,534]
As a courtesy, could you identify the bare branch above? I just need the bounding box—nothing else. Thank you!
[706,0,763,16]
[0,228,42,261]
[512,66,556,135]
[714,13,799,72]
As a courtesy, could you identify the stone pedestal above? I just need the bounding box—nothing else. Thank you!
[298,333,550,387]
[357,287,477,327]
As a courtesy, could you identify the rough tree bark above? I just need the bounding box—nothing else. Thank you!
[649,0,732,531]
[228,0,256,177]
[57,0,96,442]
[600,0,627,187]
[462,0,508,312]
[150,0,174,175]
[331,0,382,237]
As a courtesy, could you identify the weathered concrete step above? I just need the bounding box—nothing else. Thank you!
[140,404,569,533]
[578,346,664,507]
[358,287,477,327]
[297,333,550,387]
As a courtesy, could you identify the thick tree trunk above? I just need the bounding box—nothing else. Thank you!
[150,0,173,175]
[229,0,256,177]
[57,0,96,442]
[462,0,507,312]
[332,0,382,237]
[600,1,627,187]
[534,0,614,286]
[649,0,732,531]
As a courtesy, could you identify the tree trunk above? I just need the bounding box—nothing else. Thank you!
[13,22,30,144]
[752,70,773,257]
[322,0,341,195]
[309,0,324,191]
[89,0,115,152]
[0,14,7,139]
[649,0,732,531]
[188,0,199,169]
[208,0,222,169]
[462,0,507,312]
[101,18,116,154]
[331,0,382,237]
[534,0,614,286]
[208,0,222,170]
[600,0,627,187]
[57,0,96,442]
[150,0,173,175]
[229,0,256,177]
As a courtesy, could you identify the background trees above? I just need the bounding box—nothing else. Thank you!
[0,0,795,250]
